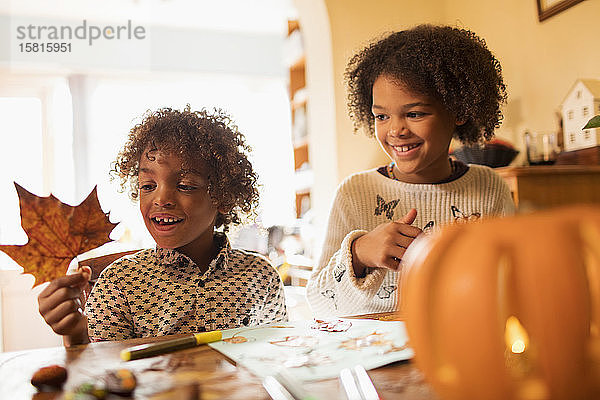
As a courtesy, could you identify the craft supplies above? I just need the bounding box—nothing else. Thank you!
[120,330,222,361]
[105,369,137,396]
[310,319,352,332]
[30,365,67,389]
[263,375,294,400]
[339,365,380,400]
[263,370,319,400]
[64,382,107,399]
[209,319,413,382]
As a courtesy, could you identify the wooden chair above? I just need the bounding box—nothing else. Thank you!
[285,254,313,287]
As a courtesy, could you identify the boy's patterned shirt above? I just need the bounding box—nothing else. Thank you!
[86,233,288,341]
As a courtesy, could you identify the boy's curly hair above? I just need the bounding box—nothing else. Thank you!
[112,105,259,231]
[345,24,507,144]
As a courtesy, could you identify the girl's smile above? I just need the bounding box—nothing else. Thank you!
[388,142,423,158]
[372,74,463,184]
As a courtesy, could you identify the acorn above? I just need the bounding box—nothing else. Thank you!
[30,365,68,389]
[105,369,137,396]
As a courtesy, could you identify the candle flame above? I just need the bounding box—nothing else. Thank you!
[512,339,526,354]
[505,316,529,354]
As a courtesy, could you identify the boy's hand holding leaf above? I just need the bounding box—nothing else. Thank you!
[0,183,117,345]
[38,266,92,345]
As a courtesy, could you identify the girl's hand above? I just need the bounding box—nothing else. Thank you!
[37,266,92,346]
[351,209,421,276]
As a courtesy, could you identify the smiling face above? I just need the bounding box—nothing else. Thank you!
[138,149,219,264]
[372,75,461,184]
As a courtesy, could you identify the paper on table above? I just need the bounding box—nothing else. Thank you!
[208,318,413,382]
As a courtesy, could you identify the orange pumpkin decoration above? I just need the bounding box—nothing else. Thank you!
[400,205,600,400]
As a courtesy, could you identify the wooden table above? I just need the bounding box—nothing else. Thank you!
[495,165,600,210]
[0,313,438,399]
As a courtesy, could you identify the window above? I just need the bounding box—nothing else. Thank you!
[86,75,296,251]
[583,106,589,117]
[0,98,44,250]
[0,79,75,270]
[569,133,575,143]
[568,110,574,120]
[0,72,296,268]
[584,130,591,140]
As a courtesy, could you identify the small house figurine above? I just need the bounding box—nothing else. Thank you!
[561,79,600,151]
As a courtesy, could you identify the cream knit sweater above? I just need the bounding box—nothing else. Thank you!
[306,165,515,317]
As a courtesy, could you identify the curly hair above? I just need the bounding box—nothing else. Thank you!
[111,105,259,231]
[345,24,507,144]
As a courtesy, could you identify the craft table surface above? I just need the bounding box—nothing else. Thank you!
[0,312,438,399]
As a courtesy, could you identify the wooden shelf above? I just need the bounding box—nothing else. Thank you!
[289,63,305,100]
[495,165,600,210]
[295,190,311,218]
[291,99,307,127]
[287,20,300,35]
[496,165,600,177]
[287,19,310,219]
[291,98,307,112]
[293,142,309,170]
[293,137,308,149]
[289,54,306,71]
[556,145,600,165]
[286,264,312,287]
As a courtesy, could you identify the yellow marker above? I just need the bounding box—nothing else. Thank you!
[120,331,222,361]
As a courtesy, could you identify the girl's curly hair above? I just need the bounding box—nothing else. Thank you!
[111,105,259,231]
[345,24,507,144]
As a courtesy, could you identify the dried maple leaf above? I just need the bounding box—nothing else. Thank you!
[0,183,118,286]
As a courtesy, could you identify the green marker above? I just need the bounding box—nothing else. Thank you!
[120,330,222,361]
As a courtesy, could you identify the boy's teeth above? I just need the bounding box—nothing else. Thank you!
[394,144,418,152]
[153,217,181,224]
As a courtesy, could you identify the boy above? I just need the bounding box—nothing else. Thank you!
[39,106,288,345]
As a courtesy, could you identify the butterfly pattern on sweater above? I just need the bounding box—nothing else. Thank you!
[376,284,397,299]
[333,264,345,282]
[451,205,481,223]
[320,289,337,310]
[373,201,481,229]
[374,195,400,220]
[422,220,435,233]
[419,207,481,232]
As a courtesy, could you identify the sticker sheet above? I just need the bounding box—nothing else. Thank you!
[208,318,413,382]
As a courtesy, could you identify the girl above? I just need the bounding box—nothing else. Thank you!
[307,24,515,317]
[38,106,288,345]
